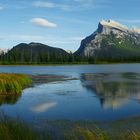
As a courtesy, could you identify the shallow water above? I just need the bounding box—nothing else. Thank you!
[0,64,140,123]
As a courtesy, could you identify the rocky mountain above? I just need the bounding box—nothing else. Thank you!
[75,20,140,62]
[4,42,69,63]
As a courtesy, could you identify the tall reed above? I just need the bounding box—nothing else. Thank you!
[0,73,32,95]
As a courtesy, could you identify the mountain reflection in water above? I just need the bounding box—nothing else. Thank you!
[80,73,140,109]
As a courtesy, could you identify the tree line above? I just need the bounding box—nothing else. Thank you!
[0,49,140,65]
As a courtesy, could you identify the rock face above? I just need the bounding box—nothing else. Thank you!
[75,20,140,61]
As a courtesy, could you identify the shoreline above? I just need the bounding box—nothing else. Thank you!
[0,62,140,66]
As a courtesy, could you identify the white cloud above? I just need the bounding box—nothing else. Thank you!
[30,18,57,28]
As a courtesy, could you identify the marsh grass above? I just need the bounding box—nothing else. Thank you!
[0,118,38,140]
[64,127,110,140]
[0,73,32,95]
[0,117,140,140]
[64,127,140,140]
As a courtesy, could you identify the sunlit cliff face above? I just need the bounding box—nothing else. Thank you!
[80,73,140,109]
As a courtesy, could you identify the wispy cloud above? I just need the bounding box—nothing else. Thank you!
[0,34,83,45]
[33,0,109,11]
[0,34,47,41]
[118,19,140,24]
[0,34,83,41]
[0,6,3,10]
[30,18,57,28]
[33,1,70,10]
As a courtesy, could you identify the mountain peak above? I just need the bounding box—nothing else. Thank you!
[75,19,140,59]
[99,19,140,34]
[99,19,129,32]
[29,42,44,46]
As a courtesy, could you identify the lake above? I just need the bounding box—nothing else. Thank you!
[0,64,140,124]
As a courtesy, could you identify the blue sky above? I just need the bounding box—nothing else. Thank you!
[0,0,140,51]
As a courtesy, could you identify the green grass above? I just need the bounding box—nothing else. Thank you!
[0,73,32,95]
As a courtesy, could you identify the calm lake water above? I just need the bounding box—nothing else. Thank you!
[0,64,140,124]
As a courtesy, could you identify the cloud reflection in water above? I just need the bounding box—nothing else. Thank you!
[31,101,57,113]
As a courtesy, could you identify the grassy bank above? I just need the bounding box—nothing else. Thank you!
[0,73,32,95]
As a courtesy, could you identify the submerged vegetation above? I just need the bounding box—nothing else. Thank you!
[0,118,37,140]
[0,73,32,95]
[0,117,140,140]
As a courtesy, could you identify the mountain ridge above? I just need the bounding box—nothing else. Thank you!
[0,19,140,64]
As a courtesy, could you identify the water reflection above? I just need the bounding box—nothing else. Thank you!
[80,73,140,109]
[0,94,21,105]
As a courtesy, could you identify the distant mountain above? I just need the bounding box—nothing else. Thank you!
[75,20,140,62]
[3,42,69,63]
[0,48,8,53]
